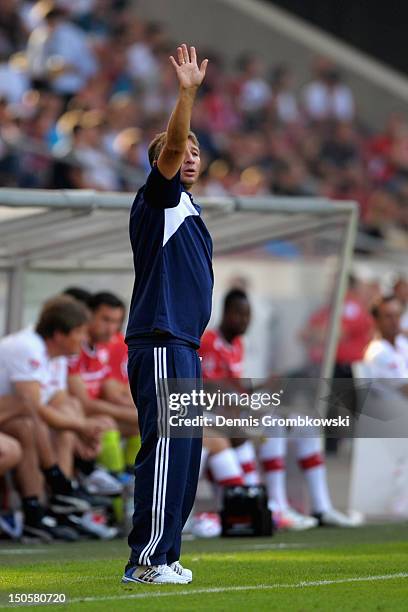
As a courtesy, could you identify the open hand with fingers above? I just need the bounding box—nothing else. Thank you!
[169,43,208,90]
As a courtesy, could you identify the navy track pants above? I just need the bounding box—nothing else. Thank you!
[127,338,202,566]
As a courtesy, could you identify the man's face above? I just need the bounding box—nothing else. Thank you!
[55,324,88,356]
[225,299,251,336]
[88,305,124,344]
[180,139,201,188]
[377,300,402,339]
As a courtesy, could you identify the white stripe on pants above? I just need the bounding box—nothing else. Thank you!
[139,347,170,566]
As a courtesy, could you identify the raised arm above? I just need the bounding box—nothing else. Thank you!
[157,44,208,180]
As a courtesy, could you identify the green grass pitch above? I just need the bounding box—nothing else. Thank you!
[0,524,407,610]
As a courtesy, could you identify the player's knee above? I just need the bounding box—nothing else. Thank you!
[34,415,52,440]
[10,416,35,447]
[10,437,23,467]
[1,435,23,470]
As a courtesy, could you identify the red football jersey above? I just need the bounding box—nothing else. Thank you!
[68,343,111,399]
[103,332,128,384]
[307,292,374,365]
[199,329,244,380]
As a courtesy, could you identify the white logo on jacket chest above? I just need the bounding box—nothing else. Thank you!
[163,192,199,246]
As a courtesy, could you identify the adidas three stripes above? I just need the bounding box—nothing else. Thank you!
[127,337,202,566]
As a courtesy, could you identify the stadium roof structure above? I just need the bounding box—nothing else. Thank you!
[0,188,358,384]
[0,187,357,268]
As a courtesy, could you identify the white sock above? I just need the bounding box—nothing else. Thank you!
[259,437,289,512]
[234,440,261,485]
[262,459,288,512]
[208,448,244,486]
[299,457,332,514]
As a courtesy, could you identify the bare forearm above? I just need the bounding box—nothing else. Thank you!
[81,397,119,418]
[102,380,134,407]
[38,404,84,433]
[166,87,197,152]
[69,376,122,419]
[86,399,137,424]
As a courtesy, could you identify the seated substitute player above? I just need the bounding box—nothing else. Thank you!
[122,44,213,585]
[0,393,84,542]
[64,288,133,407]
[102,327,132,405]
[364,295,408,391]
[199,290,258,499]
[54,288,128,495]
[0,297,100,540]
[99,300,141,473]
[68,288,141,475]
[67,291,138,484]
[45,348,120,491]
[201,289,355,529]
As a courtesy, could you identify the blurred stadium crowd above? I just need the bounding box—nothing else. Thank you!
[0,0,408,248]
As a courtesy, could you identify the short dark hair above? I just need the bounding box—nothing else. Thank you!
[63,287,92,305]
[36,296,89,338]
[223,289,249,313]
[371,295,401,319]
[87,292,125,312]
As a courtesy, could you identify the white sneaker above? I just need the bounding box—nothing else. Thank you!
[82,468,123,496]
[122,564,189,584]
[315,508,360,527]
[275,508,318,531]
[67,512,119,540]
[169,561,192,583]
[189,512,222,538]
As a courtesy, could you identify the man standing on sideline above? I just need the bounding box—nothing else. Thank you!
[122,44,213,585]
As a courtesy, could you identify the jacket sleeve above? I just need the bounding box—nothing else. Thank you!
[143,165,182,209]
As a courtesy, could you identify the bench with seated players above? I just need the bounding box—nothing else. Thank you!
[0,289,139,543]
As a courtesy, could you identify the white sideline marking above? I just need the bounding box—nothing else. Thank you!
[0,549,48,555]
[2,573,407,607]
[69,573,408,604]
[234,543,314,550]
